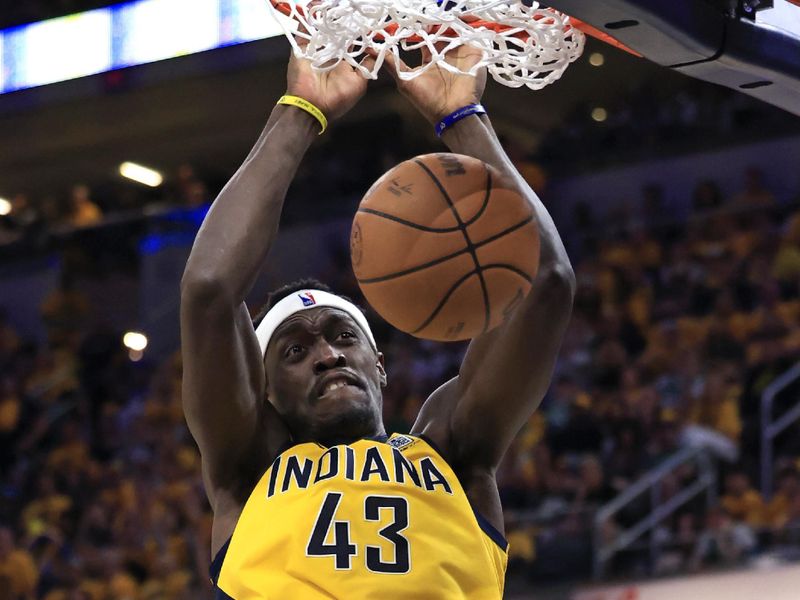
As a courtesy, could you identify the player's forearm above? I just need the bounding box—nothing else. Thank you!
[440,115,572,275]
[182,106,317,303]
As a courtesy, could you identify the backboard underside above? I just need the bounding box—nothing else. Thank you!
[546,0,800,117]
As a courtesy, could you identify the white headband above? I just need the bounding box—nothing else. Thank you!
[255,289,377,356]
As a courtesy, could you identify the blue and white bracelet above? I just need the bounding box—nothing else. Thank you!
[435,103,487,137]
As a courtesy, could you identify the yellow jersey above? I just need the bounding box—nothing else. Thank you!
[210,433,508,599]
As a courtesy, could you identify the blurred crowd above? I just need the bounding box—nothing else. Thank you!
[1,158,800,598]
[0,165,212,251]
[0,117,413,252]
[500,170,800,580]
[2,76,797,253]
[537,80,799,170]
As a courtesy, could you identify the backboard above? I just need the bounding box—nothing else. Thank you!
[545,0,800,117]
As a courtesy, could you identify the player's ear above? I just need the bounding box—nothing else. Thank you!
[376,352,387,387]
[264,373,274,405]
[263,351,276,404]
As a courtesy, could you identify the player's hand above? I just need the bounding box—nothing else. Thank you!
[286,49,373,121]
[381,43,487,125]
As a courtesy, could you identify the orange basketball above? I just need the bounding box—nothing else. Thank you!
[350,153,540,341]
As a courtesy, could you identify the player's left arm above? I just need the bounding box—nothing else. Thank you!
[386,47,576,468]
[434,114,576,470]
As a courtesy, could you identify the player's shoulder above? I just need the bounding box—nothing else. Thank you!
[409,377,460,452]
[387,432,448,461]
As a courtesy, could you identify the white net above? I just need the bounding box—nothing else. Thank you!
[268,0,586,90]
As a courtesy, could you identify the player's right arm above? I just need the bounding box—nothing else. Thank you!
[180,104,311,508]
[180,53,370,517]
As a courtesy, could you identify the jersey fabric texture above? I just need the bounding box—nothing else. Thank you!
[209,433,508,599]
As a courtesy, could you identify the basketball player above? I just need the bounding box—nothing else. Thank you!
[181,45,575,598]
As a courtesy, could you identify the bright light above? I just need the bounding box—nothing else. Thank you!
[0,198,10,216]
[123,331,148,351]
[119,161,163,187]
[589,52,605,67]
[591,107,608,123]
[1,0,283,95]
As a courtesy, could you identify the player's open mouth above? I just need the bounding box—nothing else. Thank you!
[315,374,363,399]
[322,380,351,394]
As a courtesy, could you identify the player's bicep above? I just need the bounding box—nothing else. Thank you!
[181,297,267,492]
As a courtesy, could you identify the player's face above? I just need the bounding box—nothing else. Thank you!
[264,307,387,445]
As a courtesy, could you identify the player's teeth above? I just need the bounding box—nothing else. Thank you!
[325,381,347,393]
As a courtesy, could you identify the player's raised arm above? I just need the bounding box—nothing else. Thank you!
[384,47,575,467]
[180,52,370,510]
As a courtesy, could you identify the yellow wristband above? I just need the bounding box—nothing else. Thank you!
[277,95,327,135]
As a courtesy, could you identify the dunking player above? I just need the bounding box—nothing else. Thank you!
[181,45,575,599]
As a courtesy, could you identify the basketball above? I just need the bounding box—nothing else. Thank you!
[350,153,540,341]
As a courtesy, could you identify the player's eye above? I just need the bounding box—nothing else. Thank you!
[285,344,304,358]
[338,330,356,340]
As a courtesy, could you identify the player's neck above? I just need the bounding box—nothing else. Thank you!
[306,427,388,448]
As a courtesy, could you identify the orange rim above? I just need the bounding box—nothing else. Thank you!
[270,1,641,56]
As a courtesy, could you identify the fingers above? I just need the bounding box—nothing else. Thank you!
[375,49,410,86]
[290,8,313,50]
[420,43,432,64]
[357,52,378,78]
[432,38,450,56]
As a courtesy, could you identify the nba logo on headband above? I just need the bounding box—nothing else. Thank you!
[298,292,316,307]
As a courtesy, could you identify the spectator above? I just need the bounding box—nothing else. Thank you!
[687,368,742,444]
[0,526,38,599]
[729,167,775,211]
[174,164,198,201]
[0,376,23,473]
[544,375,579,433]
[641,183,669,229]
[39,196,64,228]
[604,419,646,493]
[692,180,724,213]
[688,506,756,570]
[655,512,698,575]
[765,468,800,530]
[548,392,604,456]
[772,211,800,292]
[720,470,765,528]
[182,180,209,208]
[0,310,21,366]
[39,273,90,349]
[9,193,42,231]
[782,491,800,545]
[574,455,615,506]
[64,185,102,228]
[171,164,210,208]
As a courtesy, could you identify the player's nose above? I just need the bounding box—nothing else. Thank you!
[312,341,347,374]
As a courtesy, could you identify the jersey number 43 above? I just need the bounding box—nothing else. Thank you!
[306,492,411,574]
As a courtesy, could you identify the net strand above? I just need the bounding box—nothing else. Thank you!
[269,0,585,90]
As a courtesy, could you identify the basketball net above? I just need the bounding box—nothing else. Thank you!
[268,0,586,90]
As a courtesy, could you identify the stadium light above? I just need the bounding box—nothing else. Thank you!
[589,52,605,67]
[0,197,10,216]
[123,331,148,351]
[119,162,163,187]
[592,107,608,122]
